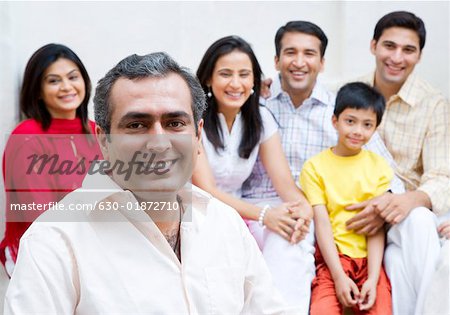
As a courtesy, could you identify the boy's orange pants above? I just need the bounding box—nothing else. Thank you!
[310,247,392,315]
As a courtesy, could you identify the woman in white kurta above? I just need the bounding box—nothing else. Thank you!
[192,36,312,245]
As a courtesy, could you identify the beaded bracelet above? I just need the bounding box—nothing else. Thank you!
[258,204,271,228]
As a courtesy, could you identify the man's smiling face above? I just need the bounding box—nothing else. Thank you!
[371,26,421,89]
[96,73,202,200]
[275,31,324,102]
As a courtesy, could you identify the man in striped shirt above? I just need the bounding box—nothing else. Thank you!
[348,11,450,315]
[242,20,404,314]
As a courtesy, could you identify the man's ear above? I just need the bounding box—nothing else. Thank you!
[95,125,109,160]
[417,49,422,62]
[196,119,204,138]
[274,55,280,71]
[319,57,325,73]
[370,39,377,55]
[196,119,204,154]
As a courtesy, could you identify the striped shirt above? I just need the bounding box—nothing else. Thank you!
[242,76,404,200]
[359,72,450,215]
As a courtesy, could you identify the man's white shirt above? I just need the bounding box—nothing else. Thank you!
[5,171,289,315]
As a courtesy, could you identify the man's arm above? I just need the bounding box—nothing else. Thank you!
[363,97,450,225]
[350,97,450,233]
[260,77,273,99]
[416,97,450,215]
[314,205,360,308]
[4,226,78,314]
[364,131,405,194]
[358,228,385,310]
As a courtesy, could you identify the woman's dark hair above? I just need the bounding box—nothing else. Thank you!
[196,35,263,159]
[20,43,92,134]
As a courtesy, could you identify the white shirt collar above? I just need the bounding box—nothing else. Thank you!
[79,165,213,219]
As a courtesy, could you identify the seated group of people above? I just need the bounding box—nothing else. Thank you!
[1,10,449,315]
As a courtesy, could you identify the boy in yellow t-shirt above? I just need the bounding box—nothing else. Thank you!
[301,82,392,314]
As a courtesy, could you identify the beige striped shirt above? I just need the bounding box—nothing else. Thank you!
[360,72,450,215]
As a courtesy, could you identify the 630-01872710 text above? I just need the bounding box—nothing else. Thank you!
[97,201,180,211]
[10,201,180,212]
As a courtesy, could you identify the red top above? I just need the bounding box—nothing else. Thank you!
[0,118,103,265]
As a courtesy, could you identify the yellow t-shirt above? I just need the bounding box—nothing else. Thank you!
[300,148,393,258]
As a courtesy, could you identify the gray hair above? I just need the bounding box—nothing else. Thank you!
[94,52,206,134]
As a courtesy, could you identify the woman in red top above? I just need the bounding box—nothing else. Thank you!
[0,44,102,276]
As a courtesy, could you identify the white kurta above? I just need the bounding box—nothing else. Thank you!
[202,106,278,197]
[4,172,288,315]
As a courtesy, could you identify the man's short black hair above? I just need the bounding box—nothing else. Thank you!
[275,21,328,58]
[334,82,386,126]
[373,11,426,51]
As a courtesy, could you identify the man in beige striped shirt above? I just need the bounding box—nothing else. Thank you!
[344,11,450,315]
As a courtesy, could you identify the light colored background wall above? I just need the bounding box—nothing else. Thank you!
[0,0,449,300]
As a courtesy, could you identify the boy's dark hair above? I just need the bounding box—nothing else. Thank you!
[334,82,385,126]
[373,11,426,51]
[275,21,328,58]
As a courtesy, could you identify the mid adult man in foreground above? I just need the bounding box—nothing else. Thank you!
[4,52,288,314]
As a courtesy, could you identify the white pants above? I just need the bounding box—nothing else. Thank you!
[384,207,441,315]
[422,210,450,315]
[246,197,315,314]
[423,239,449,315]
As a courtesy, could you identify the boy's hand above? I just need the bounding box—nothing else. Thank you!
[358,278,377,310]
[334,274,360,308]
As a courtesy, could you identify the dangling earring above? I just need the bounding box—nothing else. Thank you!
[250,88,254,95]
[207,86,212,98]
